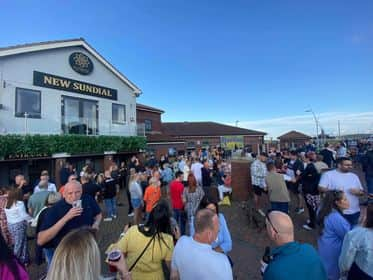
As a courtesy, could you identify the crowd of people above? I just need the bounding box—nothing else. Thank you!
[0,141,372,279]
[252,141,373,280]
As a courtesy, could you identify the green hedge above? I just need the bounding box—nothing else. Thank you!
[0,134,146,159]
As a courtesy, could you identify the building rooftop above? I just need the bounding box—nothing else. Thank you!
[0,38,142,95]
[136,103,164,114]
[162,122,266,137]
[277,130,312,140]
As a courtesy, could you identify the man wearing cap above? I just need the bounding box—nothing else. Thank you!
[251,152,268,216]
[34,170,57,193]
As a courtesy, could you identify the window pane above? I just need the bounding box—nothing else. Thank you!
[16,88,41,117]
[112,104,126,123]
[63,97,97,135]
[144,119,152,131]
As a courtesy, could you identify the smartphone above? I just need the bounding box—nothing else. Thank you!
[72,200,82,208]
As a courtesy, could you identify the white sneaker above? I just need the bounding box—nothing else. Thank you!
[302,224,313,231]
[128,212,134,217]
[104,217,113,222]
[258,209,266,217]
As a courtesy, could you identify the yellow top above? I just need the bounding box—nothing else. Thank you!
[114,226,174,280]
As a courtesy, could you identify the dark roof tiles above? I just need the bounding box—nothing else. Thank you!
[162,122,266,137]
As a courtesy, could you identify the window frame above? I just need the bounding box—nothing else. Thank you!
[144,119,152,132]
[61,95,99,135]
[112,103,126,124]
[15,87,42,119]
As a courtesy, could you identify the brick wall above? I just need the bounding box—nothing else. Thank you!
[231,159,252,201]
[148,143,186,159]
[136,110,162,134]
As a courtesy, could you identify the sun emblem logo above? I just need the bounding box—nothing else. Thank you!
[69,52,94,75]
[73,53,90,68]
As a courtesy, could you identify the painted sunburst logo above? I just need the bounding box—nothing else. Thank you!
[73,53,90,68]
[69,52,94,75]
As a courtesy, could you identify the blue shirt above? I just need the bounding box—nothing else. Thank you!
[161,167,173,183]
[190,213,232,254]
[318,210,351,280]
[339,227,373,277]
[264,242,327,280]
[40,195,101,248]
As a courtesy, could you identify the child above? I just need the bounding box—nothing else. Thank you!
[143,177,161,220]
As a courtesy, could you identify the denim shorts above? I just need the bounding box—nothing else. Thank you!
[131,198,142,209]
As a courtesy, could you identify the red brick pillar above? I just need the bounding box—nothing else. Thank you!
[231,159,252,201]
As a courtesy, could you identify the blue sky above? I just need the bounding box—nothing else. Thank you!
[1,0,373,137]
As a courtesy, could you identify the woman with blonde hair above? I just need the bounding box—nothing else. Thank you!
[129,172,143,225]
[47,227,130,280]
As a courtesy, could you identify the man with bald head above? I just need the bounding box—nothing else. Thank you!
[263,211,326,280]
[37,181,102,264]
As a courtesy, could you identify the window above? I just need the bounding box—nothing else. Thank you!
[62,96,98,135]
[15,88,41,118]
[144,119,152,132]
[112,104,126,124]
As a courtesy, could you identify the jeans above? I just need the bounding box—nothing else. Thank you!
[173,209,186,235]
[270,202,289,214]
[188,215,195,236]
[104,197,117,217]
[43,248,55,268]
[343,212,360,226]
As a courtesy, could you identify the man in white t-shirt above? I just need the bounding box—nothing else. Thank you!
[171,209,233,280]
[191,159,203,186]
[34,171,57,193]
[319,157,364,225]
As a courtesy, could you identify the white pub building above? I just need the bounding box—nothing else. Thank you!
[0,38,141,136]
[0,38,142,185]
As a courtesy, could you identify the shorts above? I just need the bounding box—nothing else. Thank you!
[131,198,142,209]
[253,185,264,196]
[287,182,300,195]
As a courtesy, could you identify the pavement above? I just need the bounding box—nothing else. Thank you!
[27,189,320,280]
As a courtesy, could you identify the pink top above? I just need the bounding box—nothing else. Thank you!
[0,261,29,280]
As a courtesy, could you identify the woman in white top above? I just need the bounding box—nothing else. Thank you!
[4,187,31,265]
[183,160,191,185]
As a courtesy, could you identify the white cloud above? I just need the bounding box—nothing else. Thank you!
[230,112,373,138]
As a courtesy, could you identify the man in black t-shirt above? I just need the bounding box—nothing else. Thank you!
[81,173,101,199]
[320,143,335,168]
[37,181,102,264]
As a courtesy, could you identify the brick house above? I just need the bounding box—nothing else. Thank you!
[278,130,312,150]
[136,104,266,158]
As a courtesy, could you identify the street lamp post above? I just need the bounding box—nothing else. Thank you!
[305,109,319,148]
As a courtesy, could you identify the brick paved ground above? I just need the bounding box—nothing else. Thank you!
[27,190,319,280]
[27,168,366,280]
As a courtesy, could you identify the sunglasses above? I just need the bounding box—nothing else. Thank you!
[265,212,278,234]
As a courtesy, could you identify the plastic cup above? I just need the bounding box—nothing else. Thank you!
[108,250,121,272]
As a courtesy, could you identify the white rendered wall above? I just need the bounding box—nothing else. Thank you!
[0,46,137,136]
